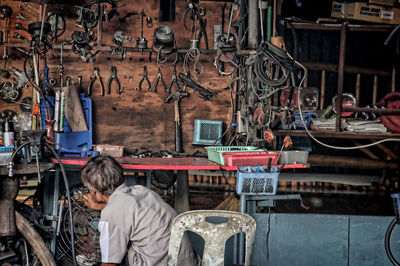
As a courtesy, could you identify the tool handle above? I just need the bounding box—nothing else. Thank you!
[175,122,182,153]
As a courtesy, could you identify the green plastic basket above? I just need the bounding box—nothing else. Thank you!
[206,146,263,165]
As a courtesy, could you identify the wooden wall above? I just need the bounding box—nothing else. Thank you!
[1,0,233,154]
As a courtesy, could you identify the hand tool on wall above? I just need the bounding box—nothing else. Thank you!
[18,5,39,19]
[16,13,34,23]
[107,66,121,94]
[167,65,182,93]
[3,29,8,68]
[165,91,189,153]
[197,18,209,51]
[136,9,148,50]
[23,2,40,14]
[15,22,28,32]
[87,67,105,96]
[137,66,151,91]
[152,67,167,92]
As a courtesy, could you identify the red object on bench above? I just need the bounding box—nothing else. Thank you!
[222,151,279,167]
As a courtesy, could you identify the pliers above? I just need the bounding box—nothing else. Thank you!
[107,66,121,94]
[137,66,151,91]
[167,65,182,93]
[197,18,209,50]
[152,67,167,92]
[88,67,105,96]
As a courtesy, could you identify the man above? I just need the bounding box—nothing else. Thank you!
[81,155,198,266]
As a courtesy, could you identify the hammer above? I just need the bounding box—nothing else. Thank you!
[165,91,189,153]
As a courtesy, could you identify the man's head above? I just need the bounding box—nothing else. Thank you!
[81,155,124,196]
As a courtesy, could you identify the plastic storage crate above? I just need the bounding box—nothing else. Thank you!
[281,112,313,130]
[193,119,223,145]
[392,194,400,220]
[222,151,278,167]
[206,146,263,165]
[236,166,280,195]
[41,94,97,157]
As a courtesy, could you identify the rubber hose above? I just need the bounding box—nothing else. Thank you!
[44,142,77,266]
[385,217,400,266]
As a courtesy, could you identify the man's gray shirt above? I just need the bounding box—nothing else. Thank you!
[98,184,197,265]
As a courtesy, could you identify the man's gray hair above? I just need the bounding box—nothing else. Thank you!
[81,155,124,196]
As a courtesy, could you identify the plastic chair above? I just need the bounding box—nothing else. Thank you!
[167,210,256,266]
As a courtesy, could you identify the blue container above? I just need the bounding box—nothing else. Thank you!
[236,166,280,195]
[193,119,223,145]
[41,94,97,157]
[391,194,400,220]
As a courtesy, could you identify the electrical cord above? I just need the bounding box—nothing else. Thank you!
[183,46,203,81]
[43,141,77,266]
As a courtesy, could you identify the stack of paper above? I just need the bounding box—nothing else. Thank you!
[346,120,388,133]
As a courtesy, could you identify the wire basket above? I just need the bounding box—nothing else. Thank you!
[236,166,280,195]
[392,194,400,221]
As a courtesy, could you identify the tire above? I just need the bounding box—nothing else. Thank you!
[385,217,400,266]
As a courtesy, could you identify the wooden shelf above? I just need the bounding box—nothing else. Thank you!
[288,21,395,32]
[272,130,400,140]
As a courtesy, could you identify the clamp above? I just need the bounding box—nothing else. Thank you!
[137,66,151,91]
[87,67,105,96]
[152,67,167,92]
[107,66,121,94]
[167,65,181,93]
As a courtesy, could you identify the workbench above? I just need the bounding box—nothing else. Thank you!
[51,157,308,211]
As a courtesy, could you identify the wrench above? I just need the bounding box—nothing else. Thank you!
[23,2,40,14]
[16,13,34,23]
[3,30,8,68]
[14,32,28,42]
[18,5,39,19]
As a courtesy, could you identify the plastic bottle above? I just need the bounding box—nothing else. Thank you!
[3,120,14,147]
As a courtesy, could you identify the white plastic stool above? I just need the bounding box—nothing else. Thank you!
[167,210,256,266]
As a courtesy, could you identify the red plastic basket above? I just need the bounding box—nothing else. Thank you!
[222,151,279,167]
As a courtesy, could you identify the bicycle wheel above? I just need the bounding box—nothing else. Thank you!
[385,217,400,266]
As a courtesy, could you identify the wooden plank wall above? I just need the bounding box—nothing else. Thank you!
[1,0,233,154]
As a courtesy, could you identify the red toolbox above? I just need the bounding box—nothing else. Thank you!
[222,151,279,167]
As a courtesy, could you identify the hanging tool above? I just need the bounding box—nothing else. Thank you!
[197,18,209,51]
[167,65,182,93]
[23,2,40,14]
[15,22,28,32]
[16,13,34,23]
[88,67,105,96]
[137,66,151,91]
[18,5,39,20]
[152,67,167,92]
[107,66,121,94]
[3,29,8,68]
[165,91,189,153]
[136,9,148,50]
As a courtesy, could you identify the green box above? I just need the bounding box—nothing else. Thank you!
[206,146,263,165]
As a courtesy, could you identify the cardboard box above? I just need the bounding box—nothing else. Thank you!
[369,0,395,7]
[331,1,400,24]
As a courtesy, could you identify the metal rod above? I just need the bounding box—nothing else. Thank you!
[373,75,378,104]
[335,22,347,132]
[39,4,47,44]
[342,107,400,114]
[320,70,326,109]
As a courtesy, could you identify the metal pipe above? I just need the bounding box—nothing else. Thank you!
[335,22,347,131]
[248,0,259,49]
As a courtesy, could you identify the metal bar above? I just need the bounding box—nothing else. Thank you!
[372,75,378,104]
[342,107,400,114]
[174,170,190,211]
[320,70,326,109]
[50,170,59,256]
[272,129,400,139]
[289,22,395,32]
[336,22,347,131]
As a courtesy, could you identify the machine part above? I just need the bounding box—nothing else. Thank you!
[71,31,97,62]
[146,16,153,27]
[28,22,52,43]
[0,178,19,236]
[20,97,32,113]
[11,67,31,90]
[153,26,175,53]
[0,81,20,102]
[332,93,357,117]
[47,13,66,40]
[107,66,121,94]
[165,91,189,153]
[16,13,33,23]
[113,31,132,46]
[15,23,28,32]
[0,5,12,19]
[75,6,97,29]
[86,0,117,22]
[88,67,105,96]
[137,66,151,91]
[151,170,176,190]
[109,46,127,60]
[0,110,17,121]
[57,188,101,265]
[152,67,167,93]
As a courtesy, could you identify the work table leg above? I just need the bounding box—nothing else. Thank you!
[174,170,189,211]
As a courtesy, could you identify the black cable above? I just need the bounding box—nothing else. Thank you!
[44,141,77,266]
[385,217,400,266]
[178,72,222,101]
